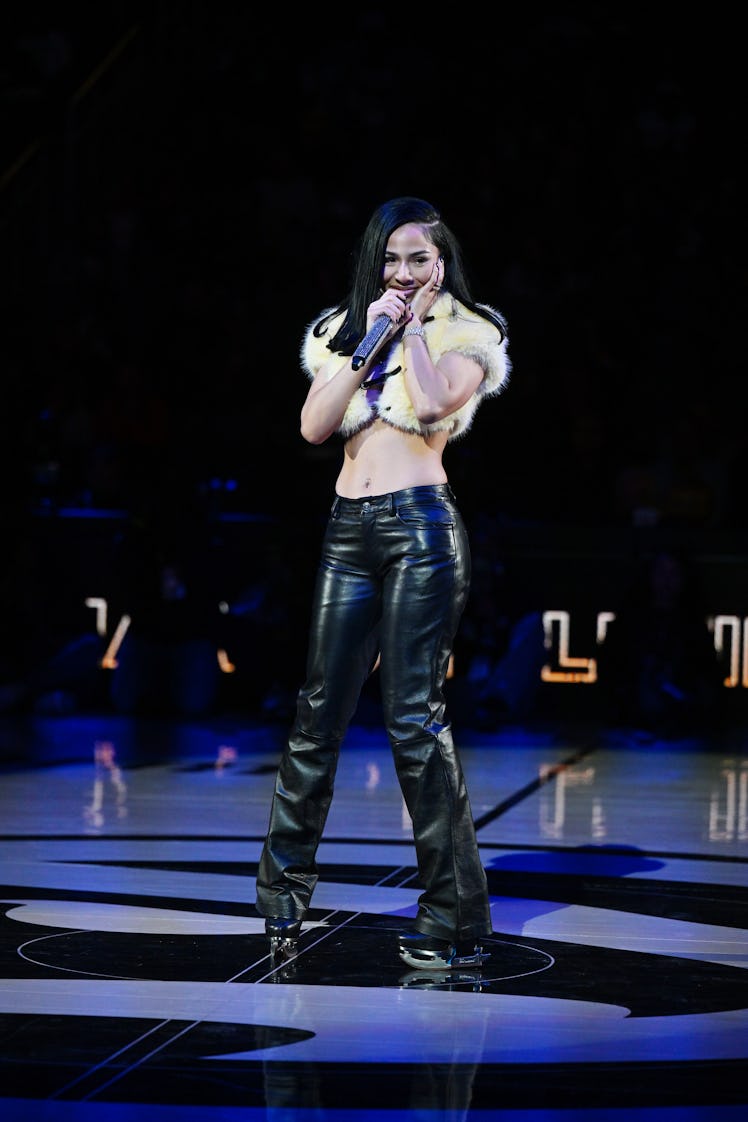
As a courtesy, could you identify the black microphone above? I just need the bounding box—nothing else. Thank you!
[351,315,391,371]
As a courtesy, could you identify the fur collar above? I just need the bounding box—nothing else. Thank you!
[301,293,511,441]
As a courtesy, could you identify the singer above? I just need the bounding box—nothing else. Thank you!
[255,196,511,971]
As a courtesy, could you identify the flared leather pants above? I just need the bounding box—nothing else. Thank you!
[255,484,492,942]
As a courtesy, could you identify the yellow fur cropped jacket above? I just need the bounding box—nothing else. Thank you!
[300,292,511,442]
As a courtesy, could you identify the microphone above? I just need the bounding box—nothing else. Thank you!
[351,314,391,371]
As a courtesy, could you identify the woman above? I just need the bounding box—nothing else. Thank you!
[255,196,511,970]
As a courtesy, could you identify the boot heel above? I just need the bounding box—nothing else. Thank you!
[265,918,302,963]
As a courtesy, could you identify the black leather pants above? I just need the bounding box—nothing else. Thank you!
[255,484,492,942]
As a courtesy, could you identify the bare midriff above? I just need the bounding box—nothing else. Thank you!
[335,418,449,498]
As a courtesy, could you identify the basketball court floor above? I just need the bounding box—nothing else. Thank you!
[1,710,746,1120]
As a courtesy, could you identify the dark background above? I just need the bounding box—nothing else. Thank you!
[1,4,745,723]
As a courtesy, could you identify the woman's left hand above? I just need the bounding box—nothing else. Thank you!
[408,256,444,324]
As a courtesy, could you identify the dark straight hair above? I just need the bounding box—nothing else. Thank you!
[314,197,506,355]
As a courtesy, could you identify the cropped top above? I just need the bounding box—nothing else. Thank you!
[300,292,511,442]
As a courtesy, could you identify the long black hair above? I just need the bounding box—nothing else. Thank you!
[314,197,506,355]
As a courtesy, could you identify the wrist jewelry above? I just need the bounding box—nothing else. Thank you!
[403,324,425,337]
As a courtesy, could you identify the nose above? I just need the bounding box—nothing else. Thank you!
[394,260,413,281]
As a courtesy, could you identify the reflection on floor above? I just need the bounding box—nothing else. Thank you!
[1,711,747,1121]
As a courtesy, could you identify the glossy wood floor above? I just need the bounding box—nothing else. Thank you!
[1,707,746,1121]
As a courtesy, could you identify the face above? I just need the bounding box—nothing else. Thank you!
[382,224,439,297]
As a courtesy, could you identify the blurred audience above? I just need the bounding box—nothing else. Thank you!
[0,9,743,728]
[107,503,227,719]
[217,529,310,722]
[448,516,547,729]
[2,7,742,533]
[0,517,108,716]
[596,550,727,738]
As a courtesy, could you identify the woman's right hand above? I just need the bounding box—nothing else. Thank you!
[365,290,408,335]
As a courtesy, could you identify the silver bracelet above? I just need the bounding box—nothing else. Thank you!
[402,324,425,337]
